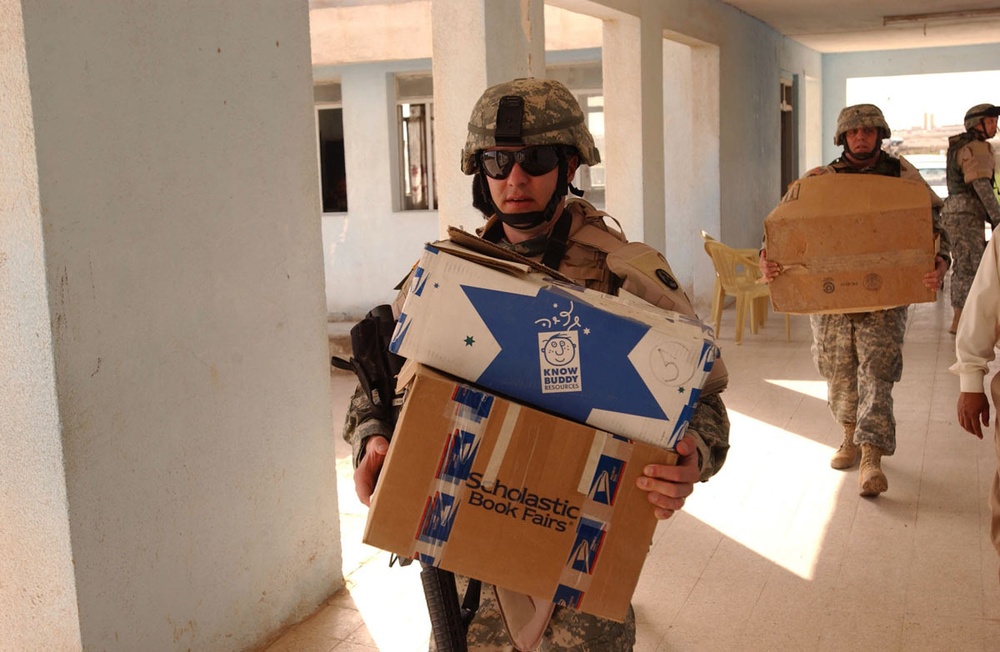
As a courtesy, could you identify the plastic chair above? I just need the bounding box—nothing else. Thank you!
[701,231,767,334]
[702,234,789,344]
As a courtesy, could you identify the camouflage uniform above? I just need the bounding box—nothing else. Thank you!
[458,575,637,651]
[804,149,949,455]
[942,104,1000,310]
[345,77,730,651]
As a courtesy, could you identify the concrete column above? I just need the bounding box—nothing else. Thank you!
[602,6,666,252]
[3,3,339,649]
[432,0,545,236]
[662,38,722,312]
[0,1,82,648]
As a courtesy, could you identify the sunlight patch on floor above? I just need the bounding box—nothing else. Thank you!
[683,410,844,580]
[348,561,430,652]
[764,378,828,401]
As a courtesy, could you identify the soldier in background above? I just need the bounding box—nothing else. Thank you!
[942,103,1000,334]
[344,77,730,651]
[759,104,949,498]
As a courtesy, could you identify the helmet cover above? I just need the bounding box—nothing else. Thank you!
[964,103,1000,131]
[461,77,600,175]
[834,103,891,146]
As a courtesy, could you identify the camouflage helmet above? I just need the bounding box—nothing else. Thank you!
[833,103,891,146]
[461,77,600,175]
[964,103,1000,131]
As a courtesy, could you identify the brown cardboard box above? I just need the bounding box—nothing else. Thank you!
[764,174,937,314]
[363,363,677,622]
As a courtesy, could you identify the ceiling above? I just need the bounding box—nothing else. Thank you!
[723,0,1000,52]
[308,0,1000,54]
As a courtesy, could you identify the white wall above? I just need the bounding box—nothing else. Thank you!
[316,60,445,320]
[654,1,822,250]
[5,3,341,650]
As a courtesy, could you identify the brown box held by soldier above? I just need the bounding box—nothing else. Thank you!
[765,174,937,314]
[363,363,676,622]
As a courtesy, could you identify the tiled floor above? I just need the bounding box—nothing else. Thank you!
[269,291,1000,651]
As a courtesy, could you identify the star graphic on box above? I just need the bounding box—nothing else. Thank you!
[461,284,667,422]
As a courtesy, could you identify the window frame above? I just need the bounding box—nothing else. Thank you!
[396,97,437,211]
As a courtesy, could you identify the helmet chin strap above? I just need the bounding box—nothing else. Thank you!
[486,158,570,230]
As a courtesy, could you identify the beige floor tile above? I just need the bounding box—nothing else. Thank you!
[900,615,992,651]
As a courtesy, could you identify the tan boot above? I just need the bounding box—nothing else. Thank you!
[949,307,962,335]
[859,444,888,497]
[830,423,859,470]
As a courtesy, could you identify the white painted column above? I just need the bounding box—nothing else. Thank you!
[4,3,340,650]
[602,5,666,253]
[0,1,82,649]
[432,0,545,236]
[662,37,722,313]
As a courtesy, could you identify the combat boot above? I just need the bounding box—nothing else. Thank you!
[859,444,888,497]
[949,307,962,335]
[830,423,859,470]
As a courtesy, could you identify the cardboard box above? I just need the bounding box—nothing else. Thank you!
[764,174,937,314]
[363,364,677,622]
[389,238,717,449]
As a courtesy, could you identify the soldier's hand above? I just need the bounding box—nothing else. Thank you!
[636,434,699,520]
[957,392,990,439]
[923,255,947,290]
[355,435,389,506]
[758,250,780,283]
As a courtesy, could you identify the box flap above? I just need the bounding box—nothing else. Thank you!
[446,227,578,285]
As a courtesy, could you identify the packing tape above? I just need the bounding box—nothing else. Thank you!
[409,381,496,565]
[553,433,636,609]
[479,403,520,490]
[779,248,930,274]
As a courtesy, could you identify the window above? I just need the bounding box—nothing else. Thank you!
[575,92,606,208]
[780,78,796,198]
[315,83,347,213]
[396,74,436,211]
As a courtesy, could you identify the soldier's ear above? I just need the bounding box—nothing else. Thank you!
[566,154,579,182]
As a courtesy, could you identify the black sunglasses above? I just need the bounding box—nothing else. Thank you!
[479,145,563,180]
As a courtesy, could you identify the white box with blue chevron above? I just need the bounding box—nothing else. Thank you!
[389,238,717,449]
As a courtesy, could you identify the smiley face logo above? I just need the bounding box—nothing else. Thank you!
[540,333,578,366]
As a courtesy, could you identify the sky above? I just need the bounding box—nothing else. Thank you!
[847,70,1000,130]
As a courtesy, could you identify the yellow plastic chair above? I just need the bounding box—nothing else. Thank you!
[702,235,788,344]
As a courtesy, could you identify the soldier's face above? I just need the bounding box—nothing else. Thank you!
[483,146,575,216]
[845,127,879,156]
[984,117,998,138]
